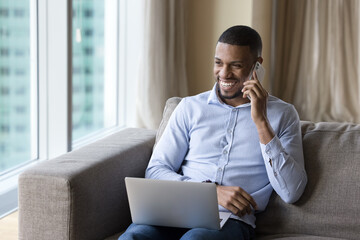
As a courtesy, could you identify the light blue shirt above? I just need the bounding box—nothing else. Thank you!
[145,83,307,228]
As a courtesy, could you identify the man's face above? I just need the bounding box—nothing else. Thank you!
[214,42,255,104]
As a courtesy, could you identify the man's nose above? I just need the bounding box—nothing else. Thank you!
[219,65,232,78]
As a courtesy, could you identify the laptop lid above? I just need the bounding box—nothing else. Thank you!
[125,177,230,230]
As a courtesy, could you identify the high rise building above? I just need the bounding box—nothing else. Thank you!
[0,0,31,173]
[72,0,105,141]
[0,0,105,173]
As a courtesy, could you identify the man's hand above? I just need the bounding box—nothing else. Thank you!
[216,185,258,217]
[242,71,275,144]
[242,71,268,124]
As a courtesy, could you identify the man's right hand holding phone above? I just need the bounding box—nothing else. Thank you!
[242,62,275,146]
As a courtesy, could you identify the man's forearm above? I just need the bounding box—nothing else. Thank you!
[260,136,307,203]
[255,118,275,144]
[145,163,192,181]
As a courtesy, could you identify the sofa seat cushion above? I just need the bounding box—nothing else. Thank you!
[257,234,348,240]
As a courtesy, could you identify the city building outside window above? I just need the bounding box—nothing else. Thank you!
[0,0,141,218]
[72,0,118,143]
[0,0,36,174]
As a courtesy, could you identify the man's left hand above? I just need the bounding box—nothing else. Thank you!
[242,72,275,144]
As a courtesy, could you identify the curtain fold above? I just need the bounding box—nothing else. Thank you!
[136,0,188,129]
[272,0,360,123]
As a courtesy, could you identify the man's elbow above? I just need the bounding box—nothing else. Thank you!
[144,167,153,179]
[282,195,299,204]
[144,165,165,179]
[282,175,308,204]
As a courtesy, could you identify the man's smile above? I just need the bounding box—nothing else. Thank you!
[218,79,240,90]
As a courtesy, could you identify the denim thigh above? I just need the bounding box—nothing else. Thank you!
[118,219,254,240]
[118,223,187,240]
[180,219,255,240]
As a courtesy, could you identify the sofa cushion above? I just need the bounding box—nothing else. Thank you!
[155,97,182,145]
[256,121,360,239]
[257,234,347,240]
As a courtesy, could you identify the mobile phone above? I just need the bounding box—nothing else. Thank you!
[246,61,265,100]
[249,61,265,83]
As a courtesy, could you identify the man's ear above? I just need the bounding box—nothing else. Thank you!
[257,57,264,64]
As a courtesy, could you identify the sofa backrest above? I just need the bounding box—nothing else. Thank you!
[256,121,360,239]
[157,97,360,239]
[156,97,183,144]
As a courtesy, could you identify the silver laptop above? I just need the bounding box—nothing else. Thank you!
[125,177,231,230]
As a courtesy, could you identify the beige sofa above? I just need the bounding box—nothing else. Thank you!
[18,97,360,240]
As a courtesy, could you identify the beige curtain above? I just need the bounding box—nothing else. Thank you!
[136,0,188,129]
[271,0,360,123]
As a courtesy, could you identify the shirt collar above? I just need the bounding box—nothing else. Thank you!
[207,83,221,105]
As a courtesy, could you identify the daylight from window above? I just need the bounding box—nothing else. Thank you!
[72,0,111,141]
[0,0,35,174]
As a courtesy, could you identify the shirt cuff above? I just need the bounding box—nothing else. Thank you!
[260,136,284,160]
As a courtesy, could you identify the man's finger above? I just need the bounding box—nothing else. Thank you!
[231,197,251,215]
[235,188,258,210]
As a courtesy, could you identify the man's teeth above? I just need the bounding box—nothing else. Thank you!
[220,81,235,87]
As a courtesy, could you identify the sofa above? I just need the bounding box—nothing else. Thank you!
[18,97,360,240]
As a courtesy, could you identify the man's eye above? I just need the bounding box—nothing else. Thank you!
[233,64,242,68]
[215,61,222,65]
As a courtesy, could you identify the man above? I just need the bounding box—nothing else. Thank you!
[120,25,307,240]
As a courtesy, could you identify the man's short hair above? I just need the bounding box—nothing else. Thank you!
[218,25,262,58]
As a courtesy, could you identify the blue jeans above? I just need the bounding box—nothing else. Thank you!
[118,219,255,240]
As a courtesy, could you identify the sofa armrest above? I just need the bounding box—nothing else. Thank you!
[18,128,156,240]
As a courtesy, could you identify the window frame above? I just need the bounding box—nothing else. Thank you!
[0,0,142,218]
[71,0,125,149]
[0,0,39,218]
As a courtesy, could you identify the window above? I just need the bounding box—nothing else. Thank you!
[0,8,9,17]
[0,48,9,56]
[0,0,37,175]
[0,0,141,218]
[72,0,118,143]
[0,0,37,218]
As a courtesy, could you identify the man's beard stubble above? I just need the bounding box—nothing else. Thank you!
[216,77,244,100]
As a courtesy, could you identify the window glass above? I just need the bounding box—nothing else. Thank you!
[0,0,36,174]
[72,0,117,142]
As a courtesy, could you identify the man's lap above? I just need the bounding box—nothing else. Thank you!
[118,219,255,240]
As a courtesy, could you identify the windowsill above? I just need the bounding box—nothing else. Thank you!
[0,161,40,218]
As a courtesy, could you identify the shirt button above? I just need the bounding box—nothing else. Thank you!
[223,150,228,154]
[232,109,236,112]
[227,129,232,134]
[218,167,222,172]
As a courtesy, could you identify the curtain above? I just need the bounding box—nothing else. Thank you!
[271,0,360,123]
[136,0,188,129]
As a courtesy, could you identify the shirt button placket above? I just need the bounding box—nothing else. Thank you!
[217,108,236,184]
[216,167,223,183]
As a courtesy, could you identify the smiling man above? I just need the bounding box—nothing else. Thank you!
[215,39,259,103]
[119,25,308,240]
